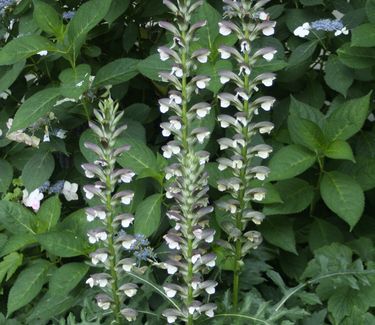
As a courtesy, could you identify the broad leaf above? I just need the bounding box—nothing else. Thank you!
[138,54,172,81]
[134,194,163,237]
[338,44,375,69]
[308,218,344,251]
[33,0,64,37]
[59,64,91,99]
[351,23,375,47]
[0,234,36,257]
[288,40,318,66]
[0,61,25,93]
[0,253,23,283]
[289,96,325,127]
[268,145,317,181]
[320,171,364,229]
[35,196,61,233]
[324,140,355,162]
[324,55,353,97]
[0,159,13,193]
[0,201,35,234]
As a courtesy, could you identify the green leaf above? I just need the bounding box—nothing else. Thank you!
[324,55,354,97]
[324,140,355,162]
[196,60,232,94]
[117,137,158,175]
[288,115,326,151]
[268,145,317,181]
[338,44,375,69]
[10,87,61,132]
[33,0,64,37]
[323,93,371,141]
[289,96,325,127]
[0,35,53,66]
[134,194,163,237]
[0,61,25,93]
[263,178,314,216]
[94,58,139,87]
[35,196,61,233]
[66,0,112,57]
[0,253,23,283]
[0,159,13,193]
[49,263,89,296]
[339,157,375,191]
[259,216,297,254]
[367,0,375,23]
[308,218,344,251]
[351,23,375,47]
[37,231,87,257]
[21,152,55,191]
[320,171,364,229]
[0,201,35,234]
[59,64,91,99]
[7,260,51,316]
[124,103,151,123]
[288,40,318,66]
[0,234,36,257]
[138,54,172,81]
[105,0,130,24]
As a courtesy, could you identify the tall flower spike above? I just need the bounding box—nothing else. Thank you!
[217,0,276,311]
[158,1,216,323]
[82,97,138,324]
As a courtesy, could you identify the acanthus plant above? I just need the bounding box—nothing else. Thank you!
[82,96,146,324]
[216,0,276,311]
[157,0,217,323]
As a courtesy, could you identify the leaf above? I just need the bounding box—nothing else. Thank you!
[263,178,314,215]
[320,171,364,229]
[324,55,354,97]
[59,64,91,99]
[134,194,163,237]
[268,145,317,181]
[138,54,172,81]
[66,0,112,57]
[0,234,36,257]
[196,60,232,94]
[288,115,326,152]
[35,196,61,233]
[338,44,375,69]
[0,159,13,193]
[0,61,25,93]
[10,87,61,132]
[7,260,51,316]
[49,263,89,296]
[0,35,53,66]
[0,253,23,283]
[338,157,375,191]
[289,96,325,127]
[105,0,130,24]
[351,23,375,47]
[323,93,371,141]
[367,0,375,23]
[0,201,35,234]
[124,103,151,123]
[288,40,318,66]
[94,58,139,87]
[21,152,55,191]
[324,140,355,162]
[37,231,87,257]
[33,0,64,37]
[308,218,344,251]
[259,216,297,254]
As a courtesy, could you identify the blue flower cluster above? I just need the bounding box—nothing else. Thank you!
[311,19,344,32]
[38,180,65,194]
[127,233,155,262]
[63,10,75,20]
[0,0,14,15]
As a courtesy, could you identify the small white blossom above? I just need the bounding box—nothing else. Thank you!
[294,23,311,38]
[22,189,44,212]
[62,181,78,201]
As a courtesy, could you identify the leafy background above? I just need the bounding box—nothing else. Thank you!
[0,0,375,324]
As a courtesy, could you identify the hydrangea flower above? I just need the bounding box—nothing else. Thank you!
[22,188,44,212]
[294,19,349,38]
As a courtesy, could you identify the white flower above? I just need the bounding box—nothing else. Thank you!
[334,27,349,36]
[294,23,311,38]
[62,181,78,201]
[121,192,134,205]
[37,50,48,56]
[262,76,276,87]
[166,315,177,324]
[262,22,276,36]
[98,301,111,310]
[55,129,67,139]
[22,189,44,212]
[165,263,178,275]
[163,286,177,298]
[218,22,232,36]
[259,12,269,21]
[218,47,231,59]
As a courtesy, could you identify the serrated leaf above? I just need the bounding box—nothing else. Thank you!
[138,54,172,81]
[338,44,375,69]
[320,171,364,229]
[21,152,55,191]
[37,231,87,257]
[324,55,354,97]
[0,159,13,193]
[288,40,318,66]
[0,201,35,234]
[325,140,355,162]
[7,260,51,316]
[35,196,61,233]
[0,35,53,66]
[0,253,23,283]
[33,0,64,37]
[10,87,61,132]
[268,145,317,181]
[308,218,344,251]
[338,157,375,191]
[263,178,314,215]
[59,64,91,99]
[49,263,89,296]
[323,93,371,141]
[289,96,325,127]
[94,58,139,87]
[134,194,163,237]
[0,234,36,257]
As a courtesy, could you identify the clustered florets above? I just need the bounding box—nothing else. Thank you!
[294,18,349,38]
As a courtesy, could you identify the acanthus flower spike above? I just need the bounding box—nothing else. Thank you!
[217,0,276,312]
[157,1,216,323]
